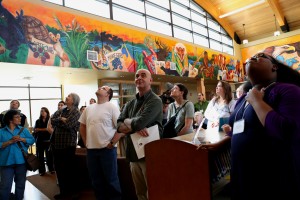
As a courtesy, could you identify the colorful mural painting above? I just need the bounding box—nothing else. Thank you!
[0,0,246,82]
[241,35,300,73]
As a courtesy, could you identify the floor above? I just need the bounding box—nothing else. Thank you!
[11,170,50,200]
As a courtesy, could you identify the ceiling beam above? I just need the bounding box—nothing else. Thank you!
[266,0,284,25]
[266,0,290,32]
[193,0,235,38]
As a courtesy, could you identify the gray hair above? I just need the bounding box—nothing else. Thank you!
[70,93,80,108]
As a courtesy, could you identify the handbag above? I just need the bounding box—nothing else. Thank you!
[16,128,40,171]
[162,101,189,138]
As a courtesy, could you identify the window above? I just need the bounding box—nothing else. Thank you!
[208,29,221,41]
[113,5,146,29]
[146,2,171,23]
[192,22,208,36]
[46,0,234,55]
[173,26,193,43]
[112,0,145,13]
[147,17,172,36]
[43,0,63,5]
[148,0,170,9]
[194,33,209,47]
[172,13,191,30]
[0,85,62,127]
[209,40,222,52]
[65,0,110,18]
[191,11,207,26]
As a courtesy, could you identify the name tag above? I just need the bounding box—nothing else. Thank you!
[233,119,245,135]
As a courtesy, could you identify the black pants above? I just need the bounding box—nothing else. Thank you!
[53,146,77,194]
[36,141,54,173]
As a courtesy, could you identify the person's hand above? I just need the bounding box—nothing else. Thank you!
[196,142,211,150]
[136,128,149,137]
[222,124,231,134]
[245,87,264,105]
[60,117,67,123]
[11,136,24,143]
[211,122,219,128]
[107,132,125,149]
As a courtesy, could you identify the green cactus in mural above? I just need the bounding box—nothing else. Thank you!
[54,16,91,68]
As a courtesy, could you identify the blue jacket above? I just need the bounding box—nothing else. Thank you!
[0,126,35,166]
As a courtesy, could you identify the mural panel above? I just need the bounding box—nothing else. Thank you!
[241,35,300,72]
[0,0,245,82]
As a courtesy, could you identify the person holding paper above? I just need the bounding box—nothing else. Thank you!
[116,69,163,200]
[79,86,122,200]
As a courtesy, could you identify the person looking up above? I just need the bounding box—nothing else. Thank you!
[167,83,194,136]
[218,52,300,200]
[116,69,163,200]
[33,107,54,176]
[204,81,236,129]
[89,98,96,105]
[51,93,81,199]
[79,86,122,200]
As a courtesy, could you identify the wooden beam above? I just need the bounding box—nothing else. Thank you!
[266,0,285,26]
[193,0,235,39]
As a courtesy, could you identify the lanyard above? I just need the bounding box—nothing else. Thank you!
[234,99,250,122]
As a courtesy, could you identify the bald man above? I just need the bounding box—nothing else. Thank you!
[116,69,163,200]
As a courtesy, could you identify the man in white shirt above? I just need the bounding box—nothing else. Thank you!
[79,86,123,200]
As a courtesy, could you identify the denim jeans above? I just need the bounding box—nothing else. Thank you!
[87,148,122,200]
[0,164,27,200]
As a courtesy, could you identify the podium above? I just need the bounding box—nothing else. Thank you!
[145,128,230,200]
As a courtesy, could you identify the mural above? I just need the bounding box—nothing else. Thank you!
[0,0,245,82]
[241,35,300,73]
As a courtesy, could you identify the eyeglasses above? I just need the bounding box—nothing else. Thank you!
[251,53,276,64]
[14,116,21,119]
[100,86,111,95]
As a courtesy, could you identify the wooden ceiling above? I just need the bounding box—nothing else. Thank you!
[195,0,300,43]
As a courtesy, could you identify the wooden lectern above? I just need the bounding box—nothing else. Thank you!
[145,128,230,200]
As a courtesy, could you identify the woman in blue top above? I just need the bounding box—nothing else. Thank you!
[0,109,35,200]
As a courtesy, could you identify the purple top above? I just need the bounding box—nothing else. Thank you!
[229,82,300,200]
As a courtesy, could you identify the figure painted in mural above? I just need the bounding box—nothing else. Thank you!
[264,43,300,71]
[0,1,32,59]
[171,43,190,77]
[142,48,157,74]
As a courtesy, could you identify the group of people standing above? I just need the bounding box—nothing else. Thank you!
[1,51,300,200]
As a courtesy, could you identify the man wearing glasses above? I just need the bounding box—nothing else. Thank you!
[79,86,122,200]
[115,69,163,200]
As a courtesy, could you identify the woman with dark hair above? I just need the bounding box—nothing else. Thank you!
[34,107,54,176]
[167,83,194,136]
[50,93,81,199]
[204,80,236,129]
[0,110,35,200]
[220,53,300,199]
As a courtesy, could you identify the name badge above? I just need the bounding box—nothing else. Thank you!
[233,119,245,135]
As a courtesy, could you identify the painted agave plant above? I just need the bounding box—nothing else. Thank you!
[54,16,90,68]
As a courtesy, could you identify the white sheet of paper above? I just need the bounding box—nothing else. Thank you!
[130,124,160,159]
